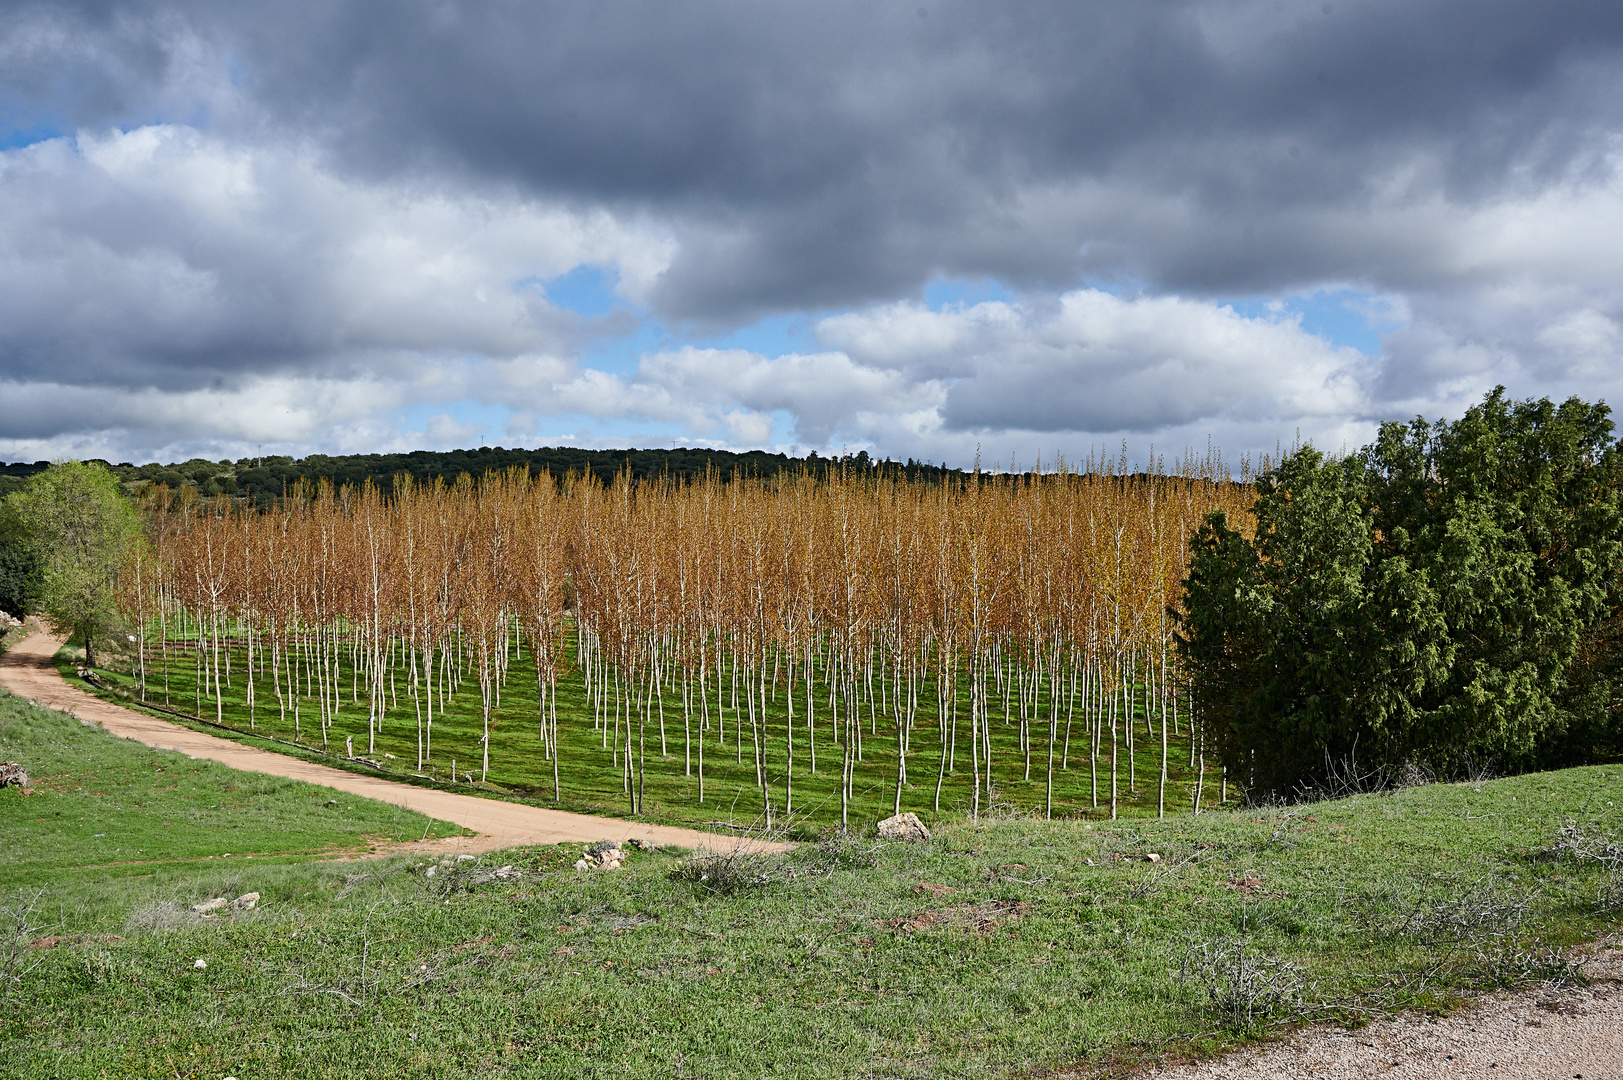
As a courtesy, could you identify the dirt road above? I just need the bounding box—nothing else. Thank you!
[1142,940,1622,1079]
[0,625,787,857]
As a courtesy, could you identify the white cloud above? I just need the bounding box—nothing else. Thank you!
[7,120,1623,469]
[821,290,1371,435]
[0,125,674,389]
[404,289,1376,465]
[422,413,486,448]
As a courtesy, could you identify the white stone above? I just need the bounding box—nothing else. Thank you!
[191,898,227,913]
[232,892,260,910]
[193,958,207,970]
[876,812,932,843]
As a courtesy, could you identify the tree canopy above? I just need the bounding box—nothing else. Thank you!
[7,461,143,665]
[0,502,42,618]
[1178,389,1623,797]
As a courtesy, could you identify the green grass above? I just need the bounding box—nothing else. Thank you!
[77,630,1218,837]
[0,685,467,898]
[2,685,1620,1079]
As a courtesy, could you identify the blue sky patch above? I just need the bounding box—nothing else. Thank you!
[924,277,1013,309]
[704,314,818,357]
[545,265,623,318]
[0,123,66,151]
[1222,288,1400,355]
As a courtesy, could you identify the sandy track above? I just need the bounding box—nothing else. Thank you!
[1140,940,1623,1079]
[0,625,787,857]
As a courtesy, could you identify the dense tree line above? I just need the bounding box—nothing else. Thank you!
[0,447,973,506]
[16,392,1622,812]
[1179,389,1623,798]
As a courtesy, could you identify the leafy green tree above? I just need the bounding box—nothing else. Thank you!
[0,504,43,617]
[6,462,143,666]
[1179,448,1449,797]
[1180,389,1623,797]
[1366,389,1623,767]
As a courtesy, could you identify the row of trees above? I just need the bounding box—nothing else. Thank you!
[15,390,1618,818]
[128,459,1249,823]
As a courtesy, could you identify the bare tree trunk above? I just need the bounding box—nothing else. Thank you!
[1109,670,1118,821]
[1158,644,1168,819]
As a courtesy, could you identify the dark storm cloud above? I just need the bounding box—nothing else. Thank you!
[4,0,1623,464]
[8,0,1623,321]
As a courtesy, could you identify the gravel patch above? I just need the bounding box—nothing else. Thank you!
[1148,938,1622,1079]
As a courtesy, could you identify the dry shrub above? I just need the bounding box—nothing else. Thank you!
[1543,817,1623,867]
[1176,938,1306,1035]
[1396,880,1533,946]
[670,846,782,895]
[124,900,195,933]
[1465,938,1588,990]
[798,830,881,873]
[1597,869,1623,914]
[0,888,48,991]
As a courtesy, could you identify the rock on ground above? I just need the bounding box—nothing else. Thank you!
[877,812,931,842]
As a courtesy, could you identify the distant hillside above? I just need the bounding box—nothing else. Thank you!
[4,446,966,503]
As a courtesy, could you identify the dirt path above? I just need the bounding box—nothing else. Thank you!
[1135,945,1623,1079]
[0,625,788,858]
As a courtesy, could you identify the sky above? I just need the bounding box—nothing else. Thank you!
[1,1,1621,470]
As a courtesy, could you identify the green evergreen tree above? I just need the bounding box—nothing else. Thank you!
[0,504,43,618]
[1367,389,1623,767]
[1179,389,1623,797]
[1179,448,1448,797]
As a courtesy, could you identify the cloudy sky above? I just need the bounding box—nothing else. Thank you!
[2,1,1621,468]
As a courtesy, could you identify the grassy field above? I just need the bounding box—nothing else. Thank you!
[0,679,467,899]
[74,630,1220,837]
[2,683,1619,1079]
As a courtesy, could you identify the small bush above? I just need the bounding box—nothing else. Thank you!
[1396,880,1532,946]
[1543,817,1623,867]
[670,847,781,895]
[77,948,121,988]
[1176,938,1306,1034]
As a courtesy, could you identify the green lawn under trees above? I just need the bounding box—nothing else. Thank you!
[73,626,1219,837]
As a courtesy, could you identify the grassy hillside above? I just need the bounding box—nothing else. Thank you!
[1,688,1619,1079]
